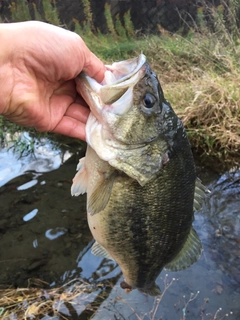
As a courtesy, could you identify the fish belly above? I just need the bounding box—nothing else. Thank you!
[88,169,194,290]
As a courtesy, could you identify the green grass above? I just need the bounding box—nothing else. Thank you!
[10,0,32,22]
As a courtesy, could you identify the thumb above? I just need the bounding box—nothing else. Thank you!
[83,50,106,83]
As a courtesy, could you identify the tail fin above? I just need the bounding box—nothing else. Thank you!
[139,283,162,296]
[121,281,162,296]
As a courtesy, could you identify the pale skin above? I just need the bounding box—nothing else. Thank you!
[0,21,106,140]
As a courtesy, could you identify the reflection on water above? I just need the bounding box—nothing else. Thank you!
[45,228,68,240]
[0,142,239,319]
[23,208,38,221]
[17,179,38,190]
[203,170,240,288]
[0,135,71,187]
[76,240,120,282]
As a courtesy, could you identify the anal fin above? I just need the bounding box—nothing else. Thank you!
[91,241,114,261]
[165,227,202,272]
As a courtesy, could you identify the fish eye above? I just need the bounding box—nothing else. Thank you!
[143,93,156,108]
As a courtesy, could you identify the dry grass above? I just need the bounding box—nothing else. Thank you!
[0,276,233,319]
[181,73,240,169]
[80,30,240,171]
[0,278,103,319]
[138,32,240,171]
[163,71,240,171]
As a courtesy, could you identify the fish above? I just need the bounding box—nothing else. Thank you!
[71,54,206,296]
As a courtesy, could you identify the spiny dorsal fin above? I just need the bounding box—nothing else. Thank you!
[91,241,114,260]
[193,178,210,212]
[71,157,88,196]
[88,171,117,215]
[164,227,202,272]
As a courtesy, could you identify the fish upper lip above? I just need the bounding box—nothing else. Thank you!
[103,54,147,86]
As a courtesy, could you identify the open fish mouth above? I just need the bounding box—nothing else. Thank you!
[102,53,146,87]
[76,54,147,114]
[83,53,146,90]
[75,53,166,171]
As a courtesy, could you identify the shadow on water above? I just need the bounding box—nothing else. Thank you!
[0,144,239,319]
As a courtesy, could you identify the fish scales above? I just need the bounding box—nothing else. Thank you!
[97,141,195,290]
[72,54,205,295]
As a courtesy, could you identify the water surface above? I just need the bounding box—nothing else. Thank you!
[0,146,239,319]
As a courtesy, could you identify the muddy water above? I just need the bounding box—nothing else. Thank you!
[0,145,239,319]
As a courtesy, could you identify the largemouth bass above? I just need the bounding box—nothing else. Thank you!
[71,54,206,296]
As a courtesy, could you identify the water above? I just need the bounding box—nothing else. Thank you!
[0,134,70,188]
[91,170,240,319]
[0,145,239,319]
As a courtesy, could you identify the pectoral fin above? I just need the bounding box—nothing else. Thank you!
[71,157,88,196]
[165,227,202,272]
[88,171,117,215]
[91,241,114,260]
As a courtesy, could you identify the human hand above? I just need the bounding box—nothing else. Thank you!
[0,21,106,140]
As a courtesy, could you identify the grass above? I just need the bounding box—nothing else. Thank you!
[78,26,240,170]
[0,276,234,319]
[1,0,239,171]
[180,72,240,169]
[0,278,105,319]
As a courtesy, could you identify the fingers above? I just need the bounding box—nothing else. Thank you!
[65,102,90,124]
[49,95,90,140]
[52,116,86,141]
[83,50,106,83]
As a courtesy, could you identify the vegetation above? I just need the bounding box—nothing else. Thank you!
[0,0,239,171]
[0,279,107,319]
[0,275,234,319]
